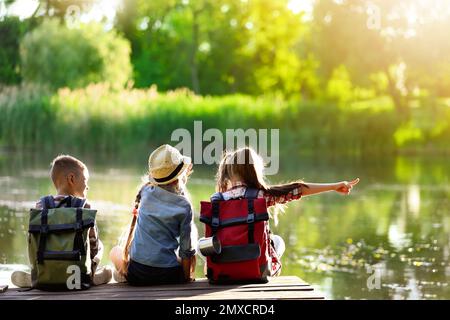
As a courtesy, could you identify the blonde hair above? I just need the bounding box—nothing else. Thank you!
[50,154,86,185]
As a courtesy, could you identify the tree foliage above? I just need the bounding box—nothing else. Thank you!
[0,16,30,84]
[1,0,450,114]
[20,19,132,89]
[115,0,312,97]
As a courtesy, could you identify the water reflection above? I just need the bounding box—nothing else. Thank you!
[0,152,448,299]
[407,185,421,217]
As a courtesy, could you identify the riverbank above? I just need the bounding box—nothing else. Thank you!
[1,83,449,157]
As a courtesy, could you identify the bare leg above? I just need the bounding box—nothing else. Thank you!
[109,246,128,283]
[110,246,126,272]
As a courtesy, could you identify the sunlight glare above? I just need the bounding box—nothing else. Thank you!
[3,0,39,19]
[80,0,120,24]
[287,0,314,20]
[407,184,421,217]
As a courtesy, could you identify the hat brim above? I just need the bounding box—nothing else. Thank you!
[149,156,192,185]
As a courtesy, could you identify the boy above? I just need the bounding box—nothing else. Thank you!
[11,155,112,287]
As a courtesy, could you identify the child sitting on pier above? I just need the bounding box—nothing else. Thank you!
[209,147,359,277]
[110,144,197,285]
[11,155,112,288]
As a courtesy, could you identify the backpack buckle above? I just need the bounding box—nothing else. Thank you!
[75,221,83,232]
[211,217,220,227]
[40,225,49,234]
[247,213,255,223]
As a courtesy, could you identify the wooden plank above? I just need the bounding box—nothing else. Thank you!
[4,276,310,291]
[1,286,315,299]
[10,291,324,300]
[0,276,325,300]
[4,277,308,294]
[168,292,325,300]
[1,290,324,301]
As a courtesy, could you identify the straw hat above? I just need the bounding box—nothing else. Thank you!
[148,144,192,185]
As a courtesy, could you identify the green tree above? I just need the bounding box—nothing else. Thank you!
[0,16,29,84]
[312,0,403,110]
[312,0,450,116]
[20,19,132,89]
[115,0,311,97]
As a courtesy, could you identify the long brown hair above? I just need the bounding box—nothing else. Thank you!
[216,147,308,224]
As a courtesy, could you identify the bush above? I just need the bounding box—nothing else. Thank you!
[1,84,449,156]
[0,83,54,149]
[20,19,132,89]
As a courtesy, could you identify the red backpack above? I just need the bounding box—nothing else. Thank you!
[200,188,280,284]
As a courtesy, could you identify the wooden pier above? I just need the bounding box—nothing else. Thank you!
[0,276,325,300]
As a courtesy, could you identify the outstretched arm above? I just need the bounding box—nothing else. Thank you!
[301,178,360,197]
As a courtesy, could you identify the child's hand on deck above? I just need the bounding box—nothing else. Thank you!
[335,178,359,195]
[189,255,197,282]
[182,255,197,282]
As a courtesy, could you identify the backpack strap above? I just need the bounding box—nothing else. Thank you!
[244,187,259,199]
[37,196,53,264]
[73,207,86,256]
[71,197,87,208]
[41,196,56,209]
[244,188,259,244]
[210,192,224,235]
[56,195,72,208]
[210,192,224,202]
[69,197,87,256]
[56,196,86,208]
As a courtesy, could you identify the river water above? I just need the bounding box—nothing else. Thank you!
[0,151,448,299]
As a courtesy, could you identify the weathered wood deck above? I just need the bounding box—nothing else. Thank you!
[0,276,325,300]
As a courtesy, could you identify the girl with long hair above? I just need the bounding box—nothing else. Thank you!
[110,144,197,285]
[213,147,359,275]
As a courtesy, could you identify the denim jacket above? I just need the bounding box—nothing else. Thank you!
[130,185,196,268]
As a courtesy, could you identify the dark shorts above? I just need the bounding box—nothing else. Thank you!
[126,259,186,286]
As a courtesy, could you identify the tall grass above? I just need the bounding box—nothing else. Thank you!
[1,83,449,157]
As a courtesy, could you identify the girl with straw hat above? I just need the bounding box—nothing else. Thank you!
[110,144,197,285]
